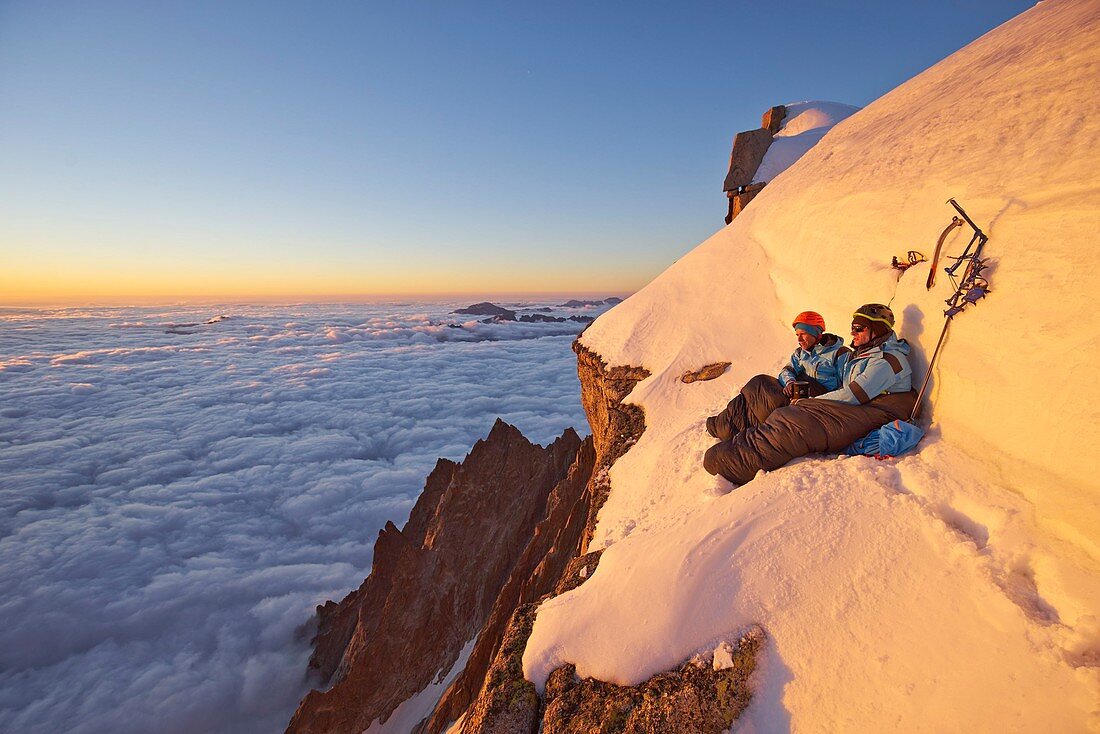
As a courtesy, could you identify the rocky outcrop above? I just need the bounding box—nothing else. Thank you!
[460,549,762,734]
[456,602,543,733]
[761,104,786,134]
[723,105,787,224]
[728,181,767,222]
[572,341,650,552]
[286,420,586,734]
[723,128,774,192]
[459,553,604,733]
[540,627,763,734]
[681,362,731,384]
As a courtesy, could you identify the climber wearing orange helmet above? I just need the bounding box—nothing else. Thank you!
[778,311,852,398]
[706,310,850,441]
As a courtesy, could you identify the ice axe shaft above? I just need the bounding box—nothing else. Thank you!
[926,217,963,289]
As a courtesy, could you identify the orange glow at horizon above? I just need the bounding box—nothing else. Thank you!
[0,221,659,306]
[1,259,645,306]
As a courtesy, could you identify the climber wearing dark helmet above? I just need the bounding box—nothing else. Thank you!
[703,304,917,485]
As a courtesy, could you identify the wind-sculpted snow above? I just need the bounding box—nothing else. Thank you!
[0,300,607,734]
[751,101,860,184]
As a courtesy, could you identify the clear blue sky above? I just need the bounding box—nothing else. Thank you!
[0,0,1034,303]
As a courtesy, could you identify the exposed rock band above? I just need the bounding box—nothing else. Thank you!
[703,303,916,485]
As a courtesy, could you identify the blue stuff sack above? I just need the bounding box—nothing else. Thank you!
[845,419,924,459]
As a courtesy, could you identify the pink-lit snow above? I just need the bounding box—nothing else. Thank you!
[523,1,1100,730]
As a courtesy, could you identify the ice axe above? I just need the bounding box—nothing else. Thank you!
[911,198,990,421]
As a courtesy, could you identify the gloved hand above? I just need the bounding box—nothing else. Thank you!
[782,382,796,398]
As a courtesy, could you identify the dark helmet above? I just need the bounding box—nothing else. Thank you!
[852,303,894,338]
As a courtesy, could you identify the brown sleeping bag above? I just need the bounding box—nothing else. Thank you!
[706,374,830,442]
[704,374,916,485]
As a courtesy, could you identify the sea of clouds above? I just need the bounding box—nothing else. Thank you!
[0,300,610,734]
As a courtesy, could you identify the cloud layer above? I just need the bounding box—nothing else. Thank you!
[0,301,602,733]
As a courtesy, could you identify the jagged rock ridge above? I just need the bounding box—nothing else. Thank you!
[286,419,588,733]
[421,435,596,733]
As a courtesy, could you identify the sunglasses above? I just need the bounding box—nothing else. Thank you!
[850,324,868,333]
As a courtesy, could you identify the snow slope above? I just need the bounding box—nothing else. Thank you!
[523,1,1100,730]
[752,101,860,184]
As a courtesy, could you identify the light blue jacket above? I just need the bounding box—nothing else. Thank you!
[817,333,913,405]
[778,333,852,391]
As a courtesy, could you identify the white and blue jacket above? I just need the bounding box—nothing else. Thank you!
[778,333,852,392]
[817,332,913,405]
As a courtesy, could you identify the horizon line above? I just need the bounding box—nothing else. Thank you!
[0,290,633,309]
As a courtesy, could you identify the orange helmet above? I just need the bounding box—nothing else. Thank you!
[792,311,826,334]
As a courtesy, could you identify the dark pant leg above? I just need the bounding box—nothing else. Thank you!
[706,398,744,442]
[706,375,790,441]
[704,391,917,484]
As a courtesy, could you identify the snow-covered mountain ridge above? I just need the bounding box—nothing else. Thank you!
[524,1,1099,730]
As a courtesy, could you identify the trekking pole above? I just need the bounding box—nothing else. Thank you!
[910,318,950,421]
